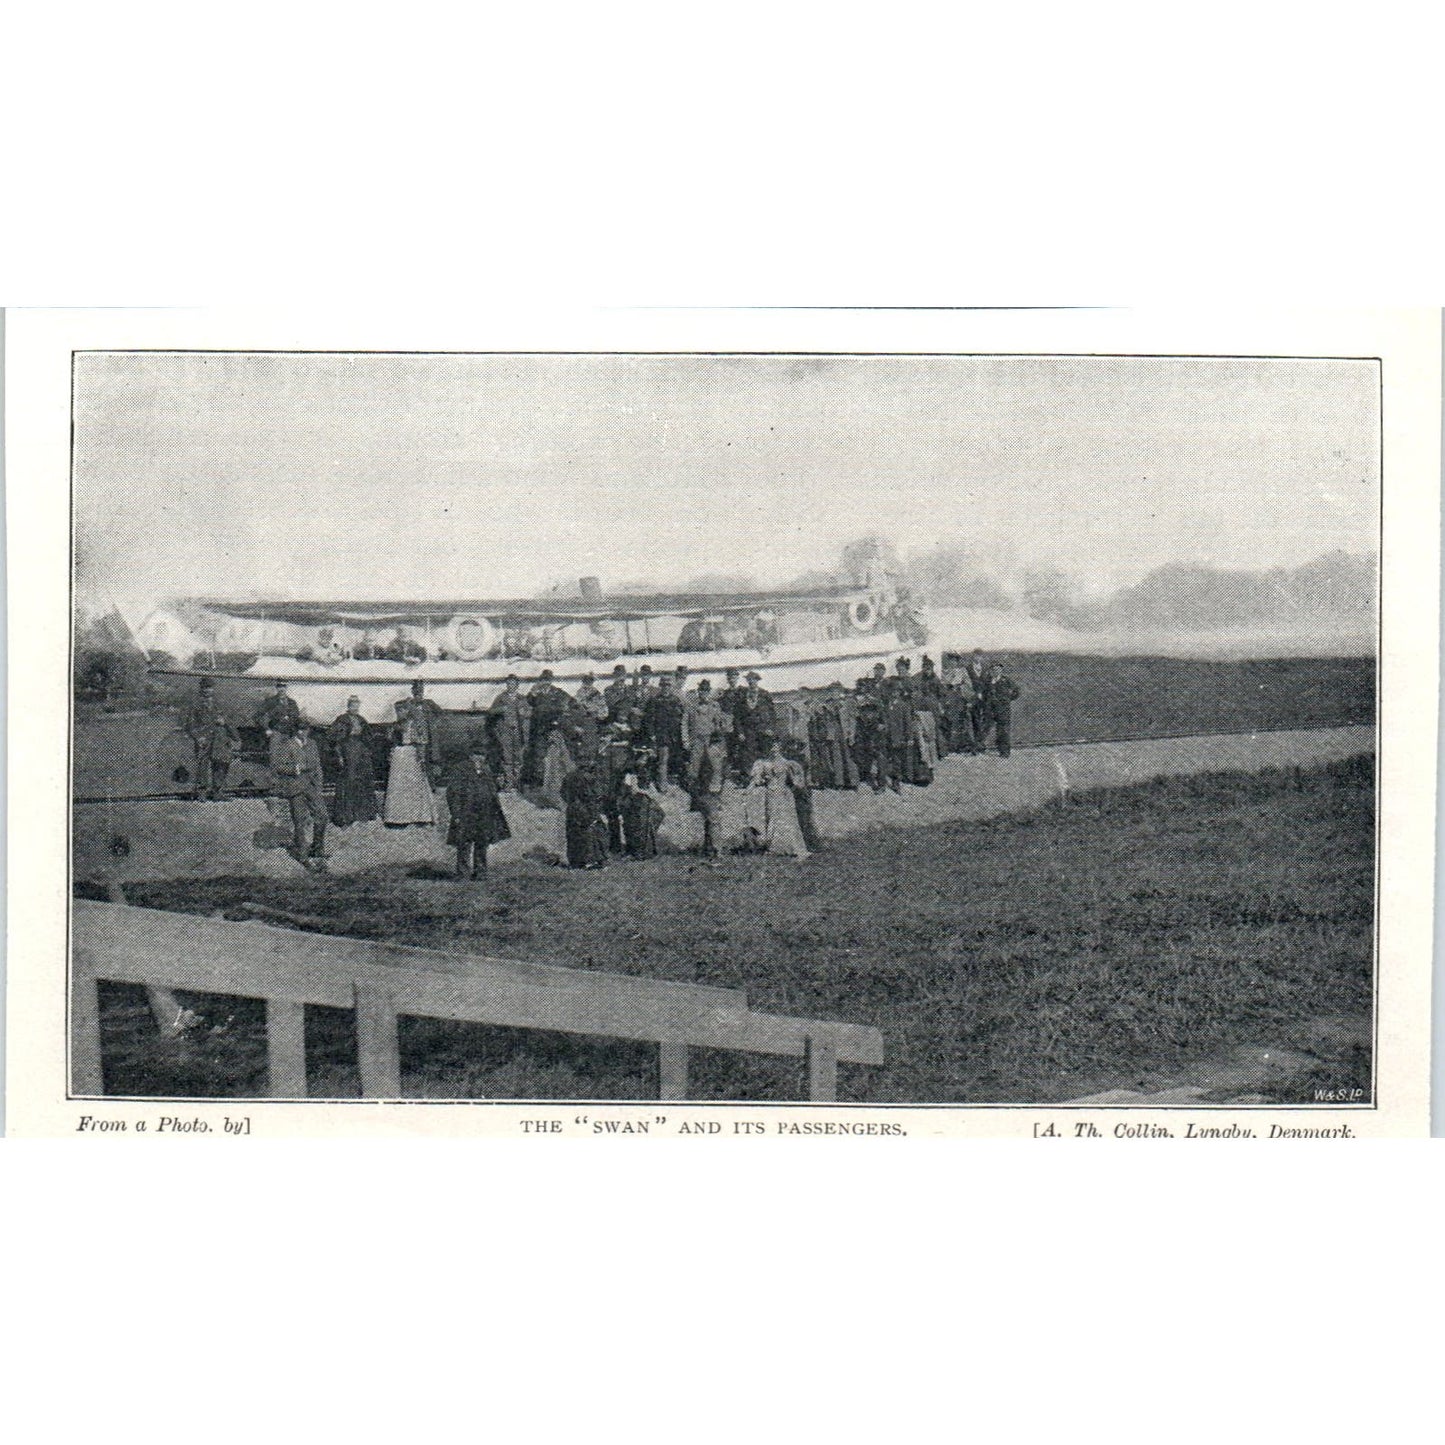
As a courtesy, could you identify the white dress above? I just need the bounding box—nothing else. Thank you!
[383,716,436,826]
[744,757,809,858]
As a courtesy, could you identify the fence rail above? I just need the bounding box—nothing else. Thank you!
[71,900,884,1103]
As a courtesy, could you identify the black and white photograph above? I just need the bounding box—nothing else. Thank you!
[59,341,1395,1118]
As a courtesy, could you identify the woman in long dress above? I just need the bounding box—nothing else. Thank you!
[560,764,608,868]
[539,721,575,810]
[327,697,379,826]
[383,703,436,827]
[744,738,810,859]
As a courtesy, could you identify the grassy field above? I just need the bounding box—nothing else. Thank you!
[91,753,1376,1105]
[983,652,1375,749]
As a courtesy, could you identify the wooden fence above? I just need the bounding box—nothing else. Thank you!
[71,900,884,1103]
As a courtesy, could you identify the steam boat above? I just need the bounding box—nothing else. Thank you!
[143,566,929,723]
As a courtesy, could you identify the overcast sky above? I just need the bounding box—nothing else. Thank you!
[73,351,1379,617]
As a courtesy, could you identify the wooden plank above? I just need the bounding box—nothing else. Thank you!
[265,999,308,1098]
[71,969,104,1097]
[658,1042,689,1100]
[71,900,884,1070]
[805,1034,838,1102]
[74,900,746,1009]
[354,981,401,1098]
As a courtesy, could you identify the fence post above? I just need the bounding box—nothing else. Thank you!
[659,1041,689,1101]
[104,877,181,1034]
[354,981,401,1098]
[805,1033,837,1103]
[71,968,104,1096]
[266,999,308,1098]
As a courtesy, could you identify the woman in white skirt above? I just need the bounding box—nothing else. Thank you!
[383,704,436,826]
[743,737,810,859]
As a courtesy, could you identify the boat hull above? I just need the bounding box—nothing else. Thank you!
[153,632,928,723]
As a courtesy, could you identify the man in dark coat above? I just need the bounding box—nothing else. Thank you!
[524,670,569,787]
[733,671,776,779]
[852,693,886,792]
[488,675,531,791]
[602,663,633,721]
[882,686,915,793]
[254,679,302,737]
[185,679,240,800]
[964,650,990,751]
[810,682,859,790]
[717,667,745,775]
[980,662,1022,758]
[446,737,511,879]
[642,674,685,790]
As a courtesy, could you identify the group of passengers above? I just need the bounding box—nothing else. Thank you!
[183,650,1020,875]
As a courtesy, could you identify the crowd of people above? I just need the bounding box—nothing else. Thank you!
[185,649,1021,876]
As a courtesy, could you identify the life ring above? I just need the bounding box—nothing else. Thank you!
[447,614,495,660]
[845,598,878,633]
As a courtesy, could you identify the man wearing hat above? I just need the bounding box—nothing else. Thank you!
[856,661,888,698]
[487,675,531,791]
[575,670,608,722]
[717,666,746,776]
[642,673,685,791]
[891,655,914,700]
[268,717,328,866]
[524,669,568,787]
[446,734,511,880]
[980,661,1022,758]
[185,679,240,801]
[734,670,776,779]
[682,678,730,782]
[602,663,633,722]
[254,679,301,738]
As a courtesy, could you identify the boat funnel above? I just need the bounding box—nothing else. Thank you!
[578,576,603,601]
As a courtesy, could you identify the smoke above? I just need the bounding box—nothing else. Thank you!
[830,535,1377,634]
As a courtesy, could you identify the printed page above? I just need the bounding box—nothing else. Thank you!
[4,306,1437,1137]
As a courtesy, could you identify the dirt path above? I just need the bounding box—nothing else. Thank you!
[74,725,1374,883]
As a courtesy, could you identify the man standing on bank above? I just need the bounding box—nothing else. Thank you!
[269,718,328,867]
[488,674,531,791]
[964,649,989,753]
[734,670,776,779]
[446,736,511,880]
[185,678,240,800]
[643,673,686,791]
[980,661,1022,758]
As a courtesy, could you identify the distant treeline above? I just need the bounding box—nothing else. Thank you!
[610,537,1378,636]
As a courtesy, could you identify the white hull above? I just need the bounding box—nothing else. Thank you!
[157,631,927,723]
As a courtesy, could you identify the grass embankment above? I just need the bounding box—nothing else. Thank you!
[95,755,1375,1104]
